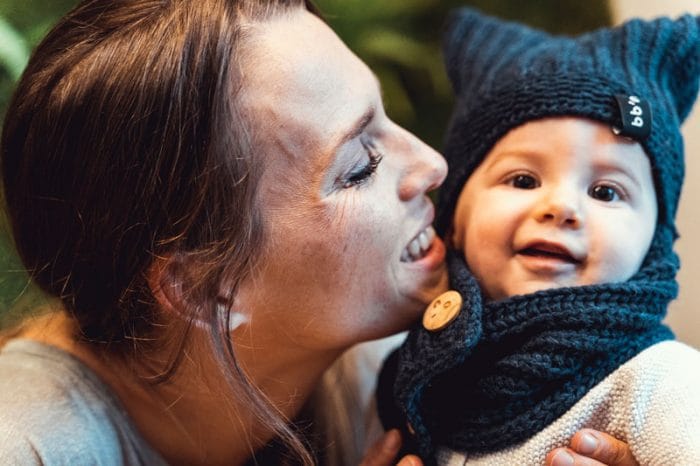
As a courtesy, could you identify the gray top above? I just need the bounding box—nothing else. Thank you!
[0,339,168,466]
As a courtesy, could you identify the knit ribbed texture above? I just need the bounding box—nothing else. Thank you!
[377,9,700,465]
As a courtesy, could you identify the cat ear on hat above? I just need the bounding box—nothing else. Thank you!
[441,8,551,96]
[608,14,700,225]
[664,15,700,123]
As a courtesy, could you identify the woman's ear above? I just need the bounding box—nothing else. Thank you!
[146,254,249,332]
[146,254,188,319]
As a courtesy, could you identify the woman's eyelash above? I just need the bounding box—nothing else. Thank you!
[340,140,383,189]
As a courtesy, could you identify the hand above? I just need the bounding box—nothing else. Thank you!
[545,429,639,466]
[360,429,423,466]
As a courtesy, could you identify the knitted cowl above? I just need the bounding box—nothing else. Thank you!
[376,9,700,464]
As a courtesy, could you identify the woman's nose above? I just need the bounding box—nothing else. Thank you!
[534,187,583,228]
[397,132,448,202]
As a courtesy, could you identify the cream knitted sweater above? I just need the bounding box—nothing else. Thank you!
[437,340,700,466]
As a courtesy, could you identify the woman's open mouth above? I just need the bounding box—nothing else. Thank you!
[401,225,436,262]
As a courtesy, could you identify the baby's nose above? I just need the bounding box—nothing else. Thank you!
[535,189,583,228]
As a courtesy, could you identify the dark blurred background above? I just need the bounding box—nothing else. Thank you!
[0,0,611,321]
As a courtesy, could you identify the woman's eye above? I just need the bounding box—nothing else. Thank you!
[589,184,620,202]
[509,174,539,189]
[340,140,383,189]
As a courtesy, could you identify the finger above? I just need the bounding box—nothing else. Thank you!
[397,454,423,466]
[570,429,638,466]
[545,447,607,466]
[359,429,402,466]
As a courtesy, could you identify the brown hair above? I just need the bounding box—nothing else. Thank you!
[1,0,320,463]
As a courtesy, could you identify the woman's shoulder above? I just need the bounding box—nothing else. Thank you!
[0,338,116,412]
[0,339,167,466]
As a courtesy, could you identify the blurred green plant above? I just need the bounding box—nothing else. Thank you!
[1,0,78,319]
[316,0,612,148]
[0,0,78,117]
[0,0,611,320]
[0,16,28,81]
[0,17,26,125]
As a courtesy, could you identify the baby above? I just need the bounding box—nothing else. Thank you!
[377,8,700,466]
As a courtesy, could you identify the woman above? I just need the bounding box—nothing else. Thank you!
[0,0,637,464]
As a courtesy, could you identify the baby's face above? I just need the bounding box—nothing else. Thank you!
[452,117,658,301]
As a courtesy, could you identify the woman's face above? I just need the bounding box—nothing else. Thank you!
[234,10,448,351]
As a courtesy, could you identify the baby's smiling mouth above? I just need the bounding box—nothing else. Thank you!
[517,242,582,264]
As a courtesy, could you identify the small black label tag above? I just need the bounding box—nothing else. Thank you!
[613,94,652,141]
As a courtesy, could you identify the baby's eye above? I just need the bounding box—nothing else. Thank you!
[588,184,620,202]
[509,174,539,189]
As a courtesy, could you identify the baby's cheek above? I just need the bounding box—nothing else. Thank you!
[596,234,644,284]
[451,207,471,249]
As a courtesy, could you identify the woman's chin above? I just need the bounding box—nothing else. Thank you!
[408,259,449,302]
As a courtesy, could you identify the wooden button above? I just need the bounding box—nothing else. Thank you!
[422,290,462,332]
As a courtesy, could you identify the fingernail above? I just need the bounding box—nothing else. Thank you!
[397,456,419,466]
[551,449,575,466]
[578,432,599,454]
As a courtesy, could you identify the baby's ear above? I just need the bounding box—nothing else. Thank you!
[441,7,550,97]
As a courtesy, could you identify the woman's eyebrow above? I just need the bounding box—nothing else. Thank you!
[332,106,375,154]
[327,72,382,158]
[317,107,376,189]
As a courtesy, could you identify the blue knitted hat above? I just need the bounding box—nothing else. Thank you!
[435,9,700,238]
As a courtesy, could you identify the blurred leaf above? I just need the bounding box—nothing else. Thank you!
[373,64,416,123]
[0,15,28,80]
[357,29,434,69]
[0,0,78,36]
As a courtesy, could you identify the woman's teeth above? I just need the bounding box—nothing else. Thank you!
[401,226,436,262]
